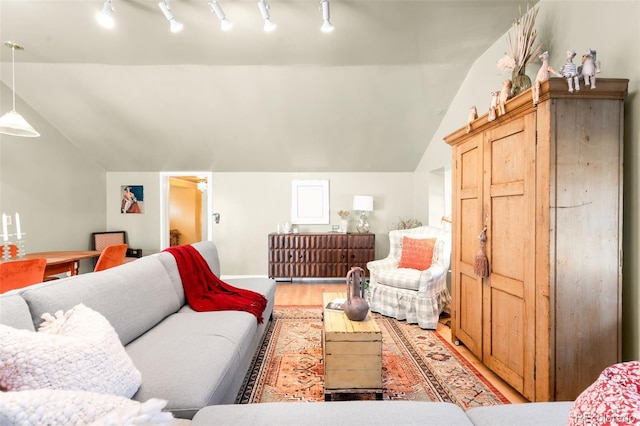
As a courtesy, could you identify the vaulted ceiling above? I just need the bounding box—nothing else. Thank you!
[0,0,531,172]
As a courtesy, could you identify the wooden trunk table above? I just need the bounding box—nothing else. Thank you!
[322,292,382,401]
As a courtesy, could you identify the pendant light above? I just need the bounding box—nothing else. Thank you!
[0,42,40,138]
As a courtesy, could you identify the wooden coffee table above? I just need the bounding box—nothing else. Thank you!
[322,292,382,401]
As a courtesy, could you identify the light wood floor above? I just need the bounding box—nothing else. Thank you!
[275,281,528,404]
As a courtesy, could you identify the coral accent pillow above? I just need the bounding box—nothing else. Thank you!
[398,237,437,271]
[567,361,640,425]
[0,303,141,397]
[0,389,174,425]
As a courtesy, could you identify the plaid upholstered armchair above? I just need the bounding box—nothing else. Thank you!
[367,226,451,329]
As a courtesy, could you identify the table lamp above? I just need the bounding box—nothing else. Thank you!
[353,195,373,233]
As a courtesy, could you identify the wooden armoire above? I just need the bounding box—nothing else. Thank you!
[444,78,628,402]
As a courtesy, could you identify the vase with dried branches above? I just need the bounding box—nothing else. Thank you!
[496,5,541,97]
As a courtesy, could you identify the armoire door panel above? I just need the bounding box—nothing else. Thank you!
[490,195,526,281]
[458,271,483,358]
[460,145,479,190]
[489,124,527,185]
[489,288,525,385]
[482,111,536,401]
[451,133,484,358]
[460,198,479,266]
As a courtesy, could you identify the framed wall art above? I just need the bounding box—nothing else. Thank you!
[291,179,329,224]
[121,185,144,214]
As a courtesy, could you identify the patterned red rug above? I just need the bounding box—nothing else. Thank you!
[236,307,510,410]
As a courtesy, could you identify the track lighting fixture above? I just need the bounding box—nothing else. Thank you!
[257,0,276,32]
[0,42,40,138]
[320,0,334,33]
[209,1,233,31]
[158,0,183,33]
[95,0,115,28]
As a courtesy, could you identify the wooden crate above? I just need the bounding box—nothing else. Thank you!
[322,292,382,399]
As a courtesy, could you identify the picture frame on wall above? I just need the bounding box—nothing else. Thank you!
[291,179,329,224]
[121,185,144,214]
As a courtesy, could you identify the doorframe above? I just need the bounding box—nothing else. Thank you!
[159,171,213,249]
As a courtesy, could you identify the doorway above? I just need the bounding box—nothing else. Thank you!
[159,172,213,249]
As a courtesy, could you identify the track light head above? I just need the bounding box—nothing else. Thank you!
[96,0,115,28]
[320,0,334,33]
[158,0,183,32]
[257,0,276,32]
[209,1,233,31]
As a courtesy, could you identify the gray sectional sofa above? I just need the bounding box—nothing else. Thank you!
[0,241,276,420]
[0,240,576,424]
[191,400,574,425]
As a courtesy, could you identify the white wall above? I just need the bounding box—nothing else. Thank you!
[209,172,414,275]
[0,85,106,272]
[105,171,415,275]
[106,172,161,255]
[414,0,640,360]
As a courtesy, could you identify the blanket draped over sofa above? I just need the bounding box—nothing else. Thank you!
[164,245,267,323]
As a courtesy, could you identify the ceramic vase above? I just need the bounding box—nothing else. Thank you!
[511,68,532,97]
[343,267,369,321]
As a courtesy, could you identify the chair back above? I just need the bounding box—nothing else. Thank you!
[92,231,127,251]
[0,258,47,293]
[388,226,452,270]
[94,244,128,272]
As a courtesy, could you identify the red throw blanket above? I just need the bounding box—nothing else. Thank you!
[164,245,267,323]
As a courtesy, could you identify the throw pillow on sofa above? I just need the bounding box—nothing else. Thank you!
[567,361,640,425]
[0,303,141,397]
[0,389,174,425]
[398,237,437,271]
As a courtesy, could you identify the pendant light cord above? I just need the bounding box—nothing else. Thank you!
[10,45,16,111]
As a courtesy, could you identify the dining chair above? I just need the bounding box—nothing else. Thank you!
[94,244,128,272]
[91,231,142,263]
[0,258,47,293]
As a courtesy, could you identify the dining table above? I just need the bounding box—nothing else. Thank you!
[20,250,102,277]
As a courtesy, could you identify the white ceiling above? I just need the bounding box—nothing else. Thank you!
[0,0,531,172]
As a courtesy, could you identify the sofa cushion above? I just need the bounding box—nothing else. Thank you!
[126,310,258,419]
[0,304,141,397]
[398,237,437,271]
[466,402,573,425]
[0,294,34,331]
[0,389,175,426]
[21,255,181,345]
[377,268,423,291]
[192,401,474,426]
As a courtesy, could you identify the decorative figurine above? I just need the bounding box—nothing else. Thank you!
[558,50,579,93]
[578,48,600,89]
[488,91,499,122]
[466,105,478,133]
[498,79,512,116]
[532,51,561,105]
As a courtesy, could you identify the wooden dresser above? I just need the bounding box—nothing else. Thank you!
[445,78,628,402]
[268,233,375,279]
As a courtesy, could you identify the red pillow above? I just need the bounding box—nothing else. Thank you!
[568,361,640,425]
[398,237,437,271]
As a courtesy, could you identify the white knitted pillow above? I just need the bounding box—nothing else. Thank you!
[0,389,174,425]
[0,303,141,397]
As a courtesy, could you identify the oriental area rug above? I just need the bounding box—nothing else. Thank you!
[236,307,509,410]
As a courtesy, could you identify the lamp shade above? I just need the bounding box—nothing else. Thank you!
[0,110,40,137]
[353,195,373,212]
